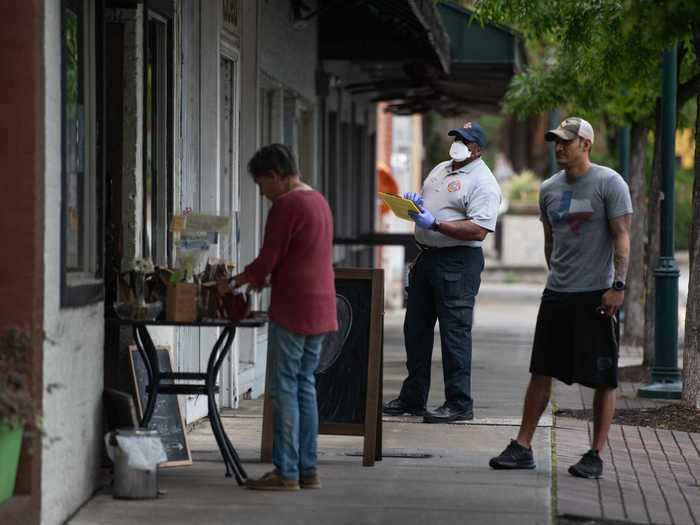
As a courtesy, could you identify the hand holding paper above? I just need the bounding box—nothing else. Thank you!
[403,192,424,208]
[409,206,436,229]
[377,192,421,221]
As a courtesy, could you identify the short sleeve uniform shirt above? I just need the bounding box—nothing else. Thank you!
[414,158,502,248]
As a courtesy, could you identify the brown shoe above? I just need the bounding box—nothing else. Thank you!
[246,471,299,491]
[300,472,321,489]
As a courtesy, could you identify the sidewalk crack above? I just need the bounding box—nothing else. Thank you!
[620,425,652,523]
[607,425,629,521]
[657,428,698,525]
[637,426,674,524]
[585,420,605,519]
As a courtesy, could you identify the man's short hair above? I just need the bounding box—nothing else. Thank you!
[248,143,298,178]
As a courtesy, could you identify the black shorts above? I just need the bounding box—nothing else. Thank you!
[530,289,619,389]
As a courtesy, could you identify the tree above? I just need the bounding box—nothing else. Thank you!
[615,4,700,408]
[473,0,663,361]
[473,0,700,407]
[685,95,700,408]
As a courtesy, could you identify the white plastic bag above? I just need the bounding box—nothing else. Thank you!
[104,431,167,471]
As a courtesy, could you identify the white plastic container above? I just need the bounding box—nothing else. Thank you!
[104,429,166,499]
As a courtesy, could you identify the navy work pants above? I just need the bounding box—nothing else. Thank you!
[399,246,484,412]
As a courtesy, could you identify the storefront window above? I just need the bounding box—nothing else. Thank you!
[61,0,102,306]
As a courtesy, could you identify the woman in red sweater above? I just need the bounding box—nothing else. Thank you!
[225,143,336,491]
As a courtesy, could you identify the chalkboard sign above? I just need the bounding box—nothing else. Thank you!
[261,268,384,466]
[128,346,192,467]
[316,279,372,423]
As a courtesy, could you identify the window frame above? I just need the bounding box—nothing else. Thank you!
[60,0,104,307]
[142,9,173,267]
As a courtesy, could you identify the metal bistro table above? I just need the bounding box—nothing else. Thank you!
[113,314,267,485]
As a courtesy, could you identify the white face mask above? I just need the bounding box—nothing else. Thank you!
[449,141,471,161]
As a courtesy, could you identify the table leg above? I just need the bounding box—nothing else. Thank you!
[204,329,237,480]
[207,390,239,481]
[212,328,248,481]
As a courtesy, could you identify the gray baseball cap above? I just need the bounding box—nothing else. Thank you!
[545,117,595,143]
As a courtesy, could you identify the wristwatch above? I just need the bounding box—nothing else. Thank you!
[430,219,441,231]
[612,280,626,291]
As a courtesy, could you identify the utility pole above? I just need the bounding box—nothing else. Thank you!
[639,46,682,399]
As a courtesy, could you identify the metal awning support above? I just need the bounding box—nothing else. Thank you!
[322,0,526,115]
[407,0,451,74]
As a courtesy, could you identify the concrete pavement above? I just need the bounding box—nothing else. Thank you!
[71,282,553,525]
[69,279,698,524]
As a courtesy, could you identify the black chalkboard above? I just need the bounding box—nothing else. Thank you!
[261,268,384,466]
[128,347,192,467]
[316,282,371,423]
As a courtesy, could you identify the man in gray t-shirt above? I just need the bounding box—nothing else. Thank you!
[490,117,632,480]
[540,163,633,292]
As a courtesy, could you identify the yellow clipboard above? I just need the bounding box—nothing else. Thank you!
[378,192,421,221]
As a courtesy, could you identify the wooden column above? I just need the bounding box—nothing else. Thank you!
[0,1,44,524]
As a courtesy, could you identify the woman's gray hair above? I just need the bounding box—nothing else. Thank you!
[248,143,298,178]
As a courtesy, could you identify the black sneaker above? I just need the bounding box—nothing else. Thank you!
[423,403,473,423]
[489,440,536,470]
[382,398,426,416]
[568,449,603,479]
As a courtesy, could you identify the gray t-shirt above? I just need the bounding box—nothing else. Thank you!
[539,164,633,292]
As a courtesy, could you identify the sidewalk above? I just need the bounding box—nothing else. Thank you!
[69,283,699,525]
[555,366,700,524]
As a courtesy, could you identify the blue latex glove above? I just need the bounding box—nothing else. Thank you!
[409,206,436,229]
[403,192,424,208]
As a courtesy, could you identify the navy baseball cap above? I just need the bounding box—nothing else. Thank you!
[448,121,487,148]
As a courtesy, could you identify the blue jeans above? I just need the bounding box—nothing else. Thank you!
[268,321,324,480]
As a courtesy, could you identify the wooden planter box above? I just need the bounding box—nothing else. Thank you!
[166,283,197,322]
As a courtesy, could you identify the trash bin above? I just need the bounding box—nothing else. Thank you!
[104,428,167,499]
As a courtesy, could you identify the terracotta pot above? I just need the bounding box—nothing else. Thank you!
[221,292,251,322]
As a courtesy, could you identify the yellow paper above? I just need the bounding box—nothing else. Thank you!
[378,192,421,221]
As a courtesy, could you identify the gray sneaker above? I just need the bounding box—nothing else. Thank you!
[568,449,603,479]
[489,440,536,469]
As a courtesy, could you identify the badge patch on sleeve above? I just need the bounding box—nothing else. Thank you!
[447,180,461,193]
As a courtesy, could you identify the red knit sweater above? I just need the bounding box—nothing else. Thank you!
[244,190,337,335]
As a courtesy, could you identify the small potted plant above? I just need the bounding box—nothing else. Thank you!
[0,327,38,504]
[114,258,163,321]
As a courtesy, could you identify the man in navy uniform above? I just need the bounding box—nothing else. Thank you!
[383,122,502,423]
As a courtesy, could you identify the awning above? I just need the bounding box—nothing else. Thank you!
[322,0,526,115]
[319,0,451,74]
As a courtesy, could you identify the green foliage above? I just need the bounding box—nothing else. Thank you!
[506,170,540,204]
[472,0,699,125]
[472,0,699,252]
[0,328,38,429]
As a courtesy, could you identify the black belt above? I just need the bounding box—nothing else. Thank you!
[415,241,471,252]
